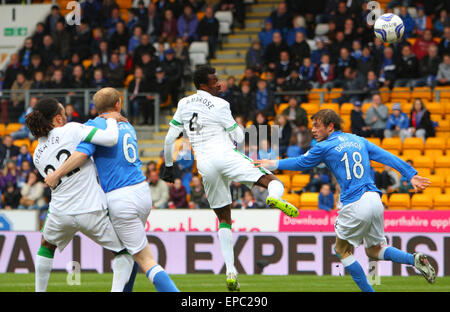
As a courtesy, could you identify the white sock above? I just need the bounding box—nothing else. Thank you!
[268,180,285,199]
[111,253,134,292]
[218,226,237,275]
[35,255,53,292]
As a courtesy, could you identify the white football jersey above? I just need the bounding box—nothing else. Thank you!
[170,90,238,156]
[33,122,107,215]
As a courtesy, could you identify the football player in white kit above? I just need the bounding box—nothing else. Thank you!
[26,98,134,292]
[161,65,300,291]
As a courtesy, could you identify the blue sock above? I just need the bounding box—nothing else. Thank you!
[146,265,179,292]
[381,246,415,265]
[342,256,374,292]
[123,261,139,292]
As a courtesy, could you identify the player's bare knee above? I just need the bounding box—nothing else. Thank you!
[365,244,382,259]
[41,238,56,251]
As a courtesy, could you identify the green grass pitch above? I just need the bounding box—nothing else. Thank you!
[1,273,449,292]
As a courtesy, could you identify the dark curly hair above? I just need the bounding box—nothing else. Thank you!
[193,65,216,89]
[311,109,343,131]
[25,97,62,138]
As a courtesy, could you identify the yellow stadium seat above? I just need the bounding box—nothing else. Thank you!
[291,174,310,191]
[12,138,30,149]
[320,103,340,114]
[408,155,433,170]
[402,102,413,114]
[300,192,319,210]
[362,102,371,115]
[327,88,343,102]
[436,118,450,132]
[301,103,320,116]
[275,103,289,115]
[366,137,381,146]
[443,102,450,114]
[381,193,388,206]
[0,124,5,136]
[379,87,391,103]
[433,194,450,210]
[282,193,300,208]
[427,103,445,116]
[445,176,450,188]
[341,115,351,132]
[433,86,450,101]
[277,174,292,191]
[82,59,92,69]
[124,74,134,87]
[422,187,442,197]
[371,160,384,171]
[412,87,432,101]
[340,103,354,115]
[308,88,327,102]
[403,137,424,152]
[411,194,433,210]
[416,168,432,177]
[5,123,23,135]
[30,140,39,156]
[402,149,422,159]
[429,175,444,189]
[388,193,411,210]
[424,149,443,162]
[382,137,402,154]
[391,87,411,102]
[425,137,446,150]
[434,156,450,176]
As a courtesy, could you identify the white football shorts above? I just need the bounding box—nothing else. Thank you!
[196,148,271,209]
[334,191,387,248]
[106,181,152,255]
[42,208,125,253]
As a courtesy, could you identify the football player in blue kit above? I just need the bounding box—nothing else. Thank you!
[45,88,179,292]
[255,109,436,292]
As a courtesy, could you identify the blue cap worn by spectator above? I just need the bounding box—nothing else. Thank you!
[165,48,175,55]
[392,103,401,111]
[354,101,362,107]
[155,66,164,73]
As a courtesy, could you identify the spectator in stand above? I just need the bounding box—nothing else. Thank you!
[97,40,110,65]
[258,138,277,160]
[105,52,125,87]
[414,6,431,36]
[412,29,438,62]
[311,38,328,67]
[173,37,190,73]
[343,18,356,44]
[436,53,450,86]
[24,54,45,81]
[0,136,19,169]
[240,190,261,209]
[190,175,209,208]
[143,2,162,43]
[109,21,129,51]
[45,4,64,34]
[52,21,71,60]
[398,5,415,39]
[149,170,169,208]
[275,50,296,80]
[31,22,46,51]
[362,70,381,102]
[245,41,264,73]
[316,53,335,89]
[254,79,276,117]
[90,27,105,56]
[16,145,32,168]
[230,181,249,208]
[3,182,21,210]
[135,0,148,22]
[64,53,83,79]
[86,53,105,82]
[384,103,410,142]
[329,31,351,63]
[101,0,120,25]
[197,6,219,59]
[11,97,36,141]
[48,69,70,92]
[154,40,170,62]
[134,33,157,64]
[128,66,152,124]
[45,55,65,81]
[334,66,366,104]
[290,31,310,68]
[4,53,22,90]
[161,48,183,106]
[378,46,396,88]
[10,72,32,121]
[169,178,188,208]
[434,10,450,36]
[252,185,269,208]
[2,160,18,188]
[282,96,308,129]
[286,134,302,157]
[281,69,309,103]
[126,9,139,31]
[318,183,334,212]
[138,51,160,81]
[304,173,323,193]
[269,2,292,36]
[394,44,419,87]
[90,68,108,89]
[285,16,307,47]
[17,159,32,189]
[218,79,236,109]
[104,7,125,38]
[334,47,357,88]
[19,38,36,69]
[414,44,441,87]
[239,67,258,92]
[175,141,194,194]
[274,114,292,157]
[364,93,388,139]
[350,101,372,138]
[128,25,143,53]
[149,66,170,109]
[31,71,47,93]
[258,18,275,50]
[399,160,414,193]
[65,104,81,123]
[41,35,58,68]
[332,1,351,31]
[298,57,315,88]
[263,31,289,70]
[440,27,450,58]
[159,9,178,44]
[18,171,46,210]
[376,165,400,194]
[82,0,102,27]
[232,83,254,121]
[408,98,435,142]
[351,40,363,61]
[357,46,377,78]
[177,4,198,43]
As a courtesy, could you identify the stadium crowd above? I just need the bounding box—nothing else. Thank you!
[1,0,450,212]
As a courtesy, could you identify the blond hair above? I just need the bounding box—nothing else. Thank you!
[93,87,120,114]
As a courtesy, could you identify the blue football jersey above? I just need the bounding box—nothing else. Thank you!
[277,131,418,206]
[76,117,145,193]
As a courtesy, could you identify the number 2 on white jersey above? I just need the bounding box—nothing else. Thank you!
[123,132,137,163]
[340,151,364,180]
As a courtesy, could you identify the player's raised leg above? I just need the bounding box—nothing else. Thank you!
[255,174,299,218]
[213,205,240,291]
[35,238,56,292]
[366,245,436,284]
[335,237,374,292]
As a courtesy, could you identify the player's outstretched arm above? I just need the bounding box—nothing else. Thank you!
[45,151,89,188]
[82,118,119,147]
[254,159,278,171]
[410,175,431,193]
